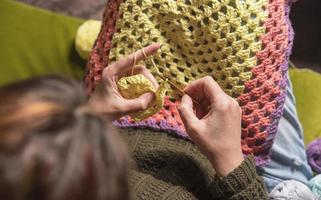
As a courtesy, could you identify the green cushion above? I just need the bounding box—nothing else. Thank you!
[0,0,86,86]
[290,68,321,144]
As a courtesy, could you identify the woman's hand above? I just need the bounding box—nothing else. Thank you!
[89,43,160,120]
[178,76,244,177]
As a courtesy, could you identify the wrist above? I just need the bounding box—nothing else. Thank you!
[88,88,112,116]
[88,93,104,114]
[208,148,244,177]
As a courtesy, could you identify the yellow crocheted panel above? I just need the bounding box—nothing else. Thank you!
[117,74,169,121]
[109,0,268,99]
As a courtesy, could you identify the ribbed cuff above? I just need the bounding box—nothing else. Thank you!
[210,155,258,198]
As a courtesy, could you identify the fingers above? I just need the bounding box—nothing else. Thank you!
[184,76,226,105]
[178,95,200,132]
[120,92,154,113]
[108,43,161,74]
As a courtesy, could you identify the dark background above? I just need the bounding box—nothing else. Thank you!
[291,0,321,73]
[17,0,321,73]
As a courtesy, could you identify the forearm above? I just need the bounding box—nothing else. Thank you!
[209,155,269,200]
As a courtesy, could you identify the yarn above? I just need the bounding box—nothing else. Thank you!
[117,74,155,99]
[270,180,318,200]
[85,0,295,165]
[307,138,321,174]
[117,74,169,121]
[75,20,102,60]
[309,174,321,198]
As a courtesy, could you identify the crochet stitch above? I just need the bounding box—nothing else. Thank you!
[85,0,295,166]
[117,74,169,121]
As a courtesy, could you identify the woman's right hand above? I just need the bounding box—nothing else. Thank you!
[178,76,244,177]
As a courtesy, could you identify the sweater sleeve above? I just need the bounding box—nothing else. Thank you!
[209,155,269,200]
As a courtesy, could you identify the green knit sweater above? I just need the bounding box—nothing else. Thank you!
[120,128,269,200]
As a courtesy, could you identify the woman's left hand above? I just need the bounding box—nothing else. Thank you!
[89,43,160,120]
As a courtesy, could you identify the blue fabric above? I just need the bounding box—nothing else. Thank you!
[257,73,313,192]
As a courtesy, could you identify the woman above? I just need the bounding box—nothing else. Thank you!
[85,0,313,195]
[0,45,268,199]
[89,43,269,199]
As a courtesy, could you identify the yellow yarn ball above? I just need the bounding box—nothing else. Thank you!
[75,20,102,60]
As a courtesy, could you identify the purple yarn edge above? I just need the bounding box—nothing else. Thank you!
[255,0,295,166]
[113,117,189,139]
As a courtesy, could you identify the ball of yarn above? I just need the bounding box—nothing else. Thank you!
[117,74,169,121]
[270,180,318,200]
[309,174,321,198]
[307,138,321,174]
[75,20,101,60]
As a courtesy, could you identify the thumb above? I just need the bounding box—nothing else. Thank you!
[122,92,154,113]
[178,95,200,132]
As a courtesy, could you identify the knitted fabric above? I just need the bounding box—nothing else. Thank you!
[121,128,269,200]
[84,0,296,166]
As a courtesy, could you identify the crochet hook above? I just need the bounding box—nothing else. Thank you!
[138,45,201,106]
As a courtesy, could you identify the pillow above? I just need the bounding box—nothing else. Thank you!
[289,68,321,145]
[85,0,296,166]
[0,0,85,86]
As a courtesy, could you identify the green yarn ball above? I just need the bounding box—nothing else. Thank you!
[75,20,101,60]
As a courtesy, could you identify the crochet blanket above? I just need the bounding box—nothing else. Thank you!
[85,0,296,166]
